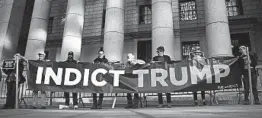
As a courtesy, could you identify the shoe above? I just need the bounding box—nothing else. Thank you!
[166,104,172,108]
[132,104,139,109]
[97,105,102,109]
[194,101,198,106]
[31,106,37,109]
[157,104,164,108]
[125,104,133,109]
[202,100,206,106]
[73,105,78,109]
[2,105,13,109]
[1,105,8,109]
[243,101,250,105]
[59,105,69,110]
[91,105,97,109]
[254,101,261,105]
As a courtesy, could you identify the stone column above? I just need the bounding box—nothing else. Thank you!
[204,0,233,57]
[152,0,175,59]
[172,0,181,61]
[0,0,13,61]
[103,0,125,62]
[25,0,51,60]
[0,0,26,61]
[60,0,85,61]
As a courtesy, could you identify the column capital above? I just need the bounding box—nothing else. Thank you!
[106,0,124,10]
[152,0,171,5]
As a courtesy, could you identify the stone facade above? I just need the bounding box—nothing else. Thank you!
[43,0,262,62]
[1,0,262,62]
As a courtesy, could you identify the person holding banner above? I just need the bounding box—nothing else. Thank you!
[59,51,79,109]
[2,54,26,109]
[91,49,108,109]
[190,46,207,106]
[238,46,260,105]
[125,53,145,109]
[32,52,48,109]
[152,46,172,108]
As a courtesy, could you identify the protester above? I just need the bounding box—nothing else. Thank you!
[32,52,48,109]
[59,51,79,109]
[2,54,26,109]
[152,46,172,108]
[91,49,108,109]
[238,46,260,105]
[125,53,145,109]
[190,46,206,106]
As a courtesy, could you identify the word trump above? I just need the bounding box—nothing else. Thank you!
[35,64,230,87]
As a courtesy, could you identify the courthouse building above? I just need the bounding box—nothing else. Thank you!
[0,0,262,63]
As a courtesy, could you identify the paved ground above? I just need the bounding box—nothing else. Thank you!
[0,105,262,118]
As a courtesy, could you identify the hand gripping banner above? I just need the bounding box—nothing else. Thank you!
[27,58,242,93]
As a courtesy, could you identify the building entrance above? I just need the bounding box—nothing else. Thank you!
[137,40,152,63]
[231,33,251,56]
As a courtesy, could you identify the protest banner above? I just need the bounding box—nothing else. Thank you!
[27,58,241,93]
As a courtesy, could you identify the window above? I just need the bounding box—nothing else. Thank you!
[179,0,197,21]
[182,41,200,59]
[48,17,54,34]
[226,0,243,16]
[139,5,152,24]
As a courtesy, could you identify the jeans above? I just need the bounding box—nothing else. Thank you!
[92,93,104,107]
[64,92,78,105]
[126,93,139,106]
[4,82,16,108]
[32,90,46,107]
[158,93,171,104]
[243,70,259,102]
[193,91,205,101]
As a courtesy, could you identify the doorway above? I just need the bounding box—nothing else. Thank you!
[137,40,152,63]
[231,33,251,56]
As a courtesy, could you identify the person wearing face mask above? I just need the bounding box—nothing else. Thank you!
[59,51,79,109]
[238,46,260,105]
[91,48,108,109]
[152,46,172,108]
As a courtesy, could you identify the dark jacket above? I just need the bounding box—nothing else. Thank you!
[65,59,77,64]
[94,56,108,64]
[152,55,172,64]
[64,59,77,83]
[238,52,258,73]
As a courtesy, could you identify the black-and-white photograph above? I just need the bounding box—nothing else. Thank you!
[0,0,262,118]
